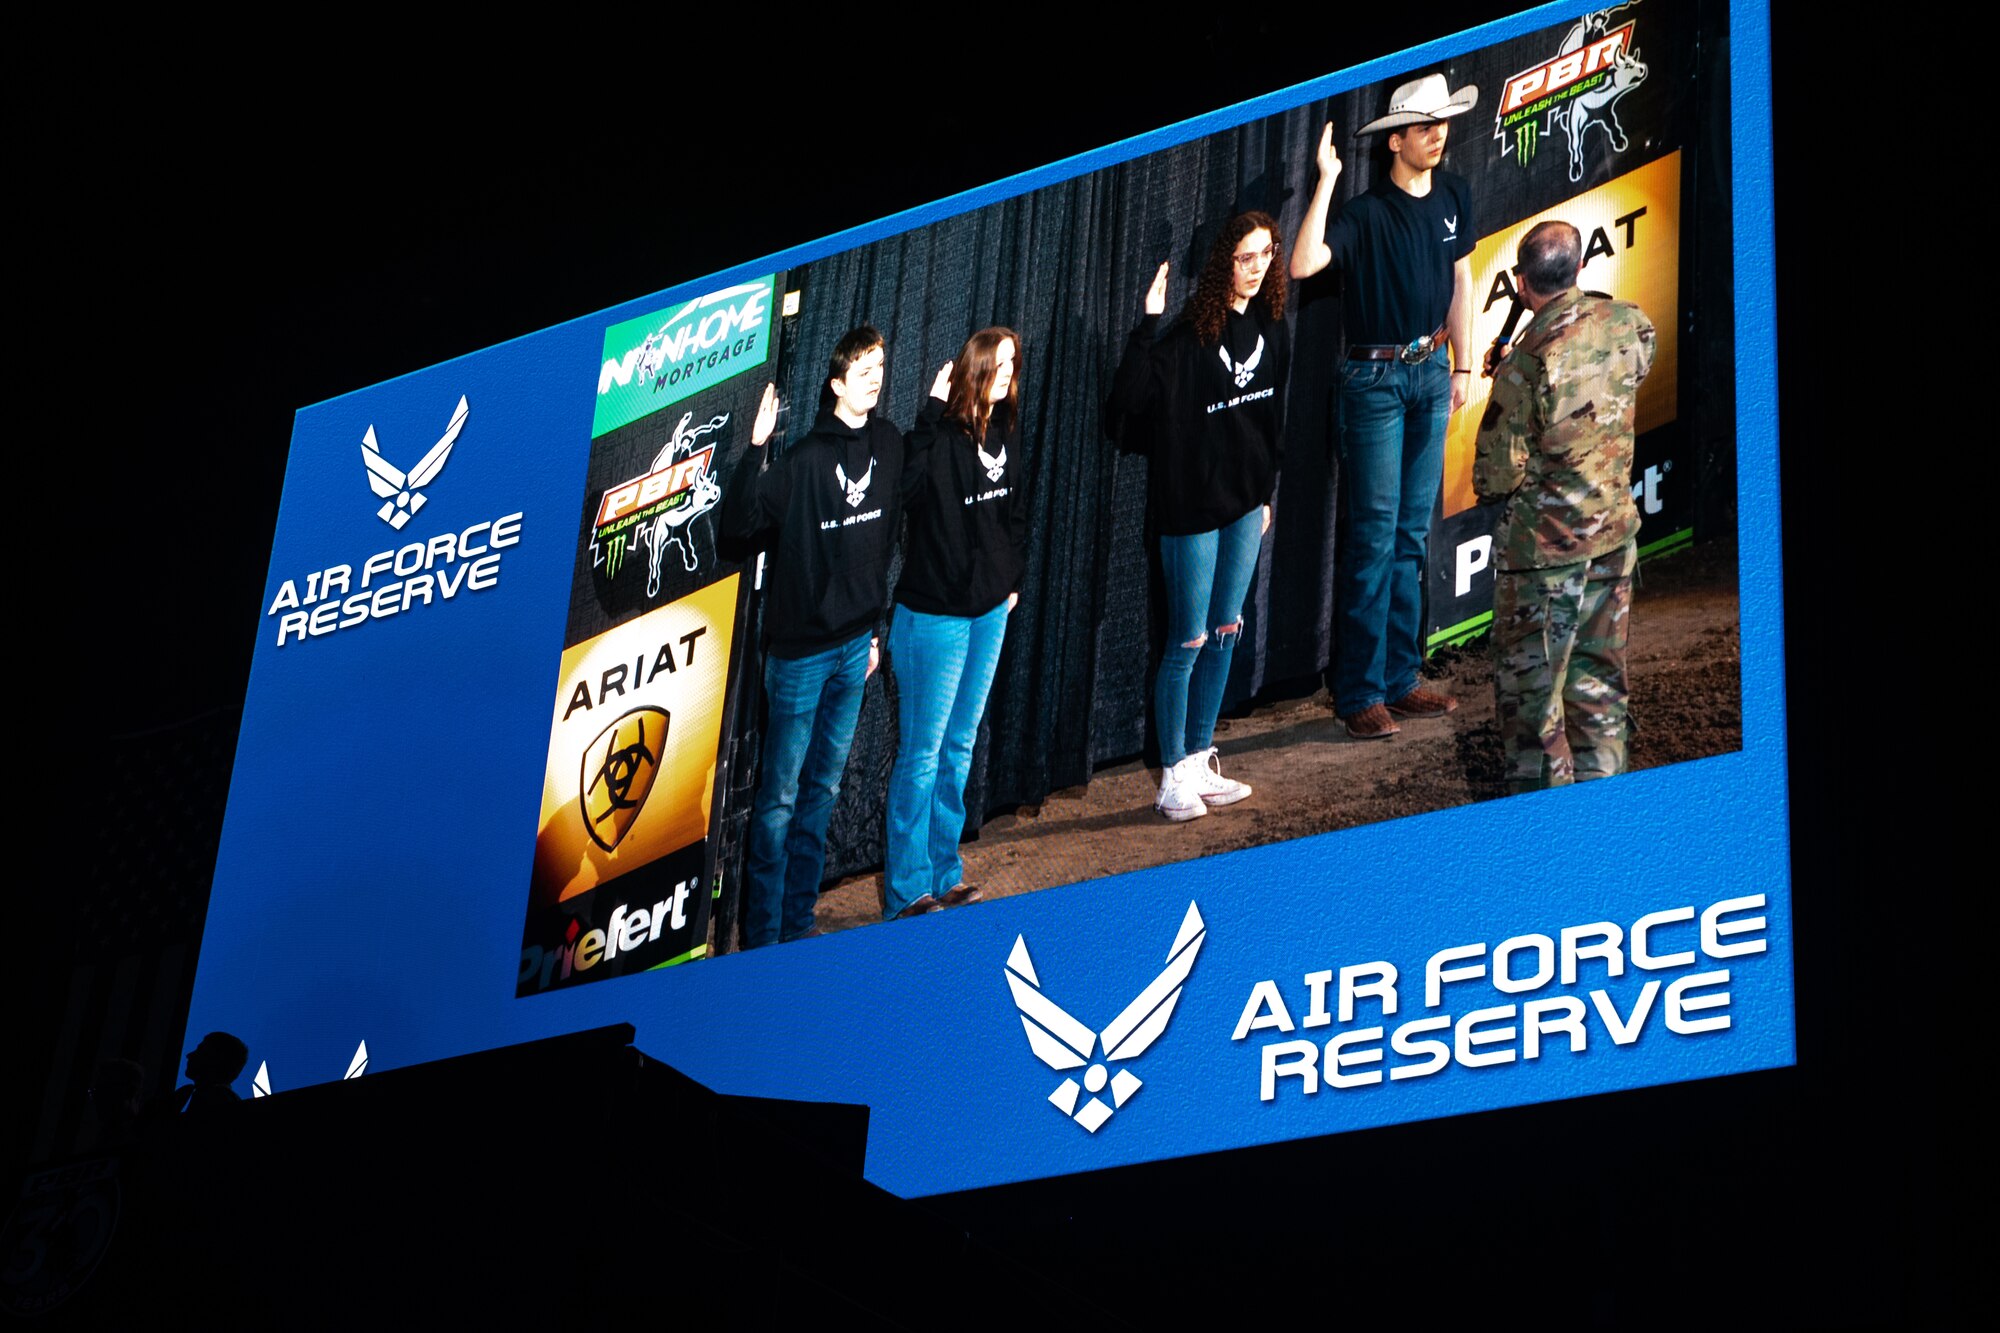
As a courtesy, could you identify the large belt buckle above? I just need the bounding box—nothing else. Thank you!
[1397,333,1438,365]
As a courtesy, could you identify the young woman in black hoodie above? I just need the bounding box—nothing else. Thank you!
[1107,212,1290,822]
[882,328,1031,918]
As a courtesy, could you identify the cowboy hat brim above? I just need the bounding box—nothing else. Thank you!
[1356,85,1480,135]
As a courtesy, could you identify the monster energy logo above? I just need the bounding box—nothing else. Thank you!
[1515,120,1538,165]
[603,531,630,579]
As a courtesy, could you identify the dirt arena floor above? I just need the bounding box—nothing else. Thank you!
[804,536,1741,936]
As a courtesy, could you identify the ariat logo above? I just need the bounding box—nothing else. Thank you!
[360,396,468,529]
[835,458,875,508]
[1005,902,1206,1133]
[1445,215,1460,237]
[1494,11,1648,180]
[580,706,669,852]
[1218,337,1265,391]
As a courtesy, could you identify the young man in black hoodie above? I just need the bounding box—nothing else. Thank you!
[722,326,905,947]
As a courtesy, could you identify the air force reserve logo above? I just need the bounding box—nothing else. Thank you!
[1219,336,1265,390]
[835,457,875,508]
[361,395,469,528]
[1005,902,1206,1133]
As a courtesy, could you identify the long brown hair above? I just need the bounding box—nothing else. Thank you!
[943,326,1022,447]
[1184,212,1287,347]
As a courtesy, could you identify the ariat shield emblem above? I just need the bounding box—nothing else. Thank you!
[580,707,670,852]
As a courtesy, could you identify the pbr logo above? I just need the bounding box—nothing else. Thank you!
[1494,8,1649,180]
[592,410,728,595]
[1005,902,1206,1133]
[580,706,669,853]
[360,395,469,529]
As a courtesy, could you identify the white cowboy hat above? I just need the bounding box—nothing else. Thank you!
[1356,73,1480,134]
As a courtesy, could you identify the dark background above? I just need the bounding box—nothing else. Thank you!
[14,3,1951,1320]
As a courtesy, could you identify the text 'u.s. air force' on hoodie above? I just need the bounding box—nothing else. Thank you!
[894,397,1032,619]
[1105,306,1290,537]
[720,407,904,659]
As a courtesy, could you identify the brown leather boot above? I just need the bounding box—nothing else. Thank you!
[1342,703,1401,739]
[1387,685,1459,718]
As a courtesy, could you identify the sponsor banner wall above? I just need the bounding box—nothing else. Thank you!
[185,0,1785,1198]
[1429,152,1687,644]
[1445,152,1680,521]
[1394,2,1697,646]
[516,272,789,989]
[522,576,739,993]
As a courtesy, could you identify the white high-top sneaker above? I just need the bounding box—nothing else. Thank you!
[1187,747,1252,806]
[1155,756,1209,822]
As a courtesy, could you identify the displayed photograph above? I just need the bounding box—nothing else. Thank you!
[520,0,1740,981]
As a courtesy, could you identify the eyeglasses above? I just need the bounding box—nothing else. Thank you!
[1232,245,1276,270]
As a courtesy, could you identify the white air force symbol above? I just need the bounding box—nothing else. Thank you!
[361,396,468,529]
[1005,901,1206,1133]
[834,457,875,508]
[1218,337,1265,390]
[976,441,1007,483]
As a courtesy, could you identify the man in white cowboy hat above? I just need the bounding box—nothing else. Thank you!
[1291,72,1479,742]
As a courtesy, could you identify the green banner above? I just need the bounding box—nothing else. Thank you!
[593,275,776,438]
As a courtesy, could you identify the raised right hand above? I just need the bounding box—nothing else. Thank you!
[930,361,954,401]
[1145,262,1169,317]
[1316,121,1342,180]
[750,382,777,446]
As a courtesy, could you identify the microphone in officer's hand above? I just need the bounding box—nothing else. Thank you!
[1484,293,1525,378]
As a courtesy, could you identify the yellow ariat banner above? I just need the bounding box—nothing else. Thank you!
[530,574,738,904]
[1445,151,1681,517]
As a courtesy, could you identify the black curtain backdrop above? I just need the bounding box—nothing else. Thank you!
[724,0,1726,893]
[752,84,1404,886]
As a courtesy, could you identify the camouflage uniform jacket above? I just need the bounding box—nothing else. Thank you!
[1473,288,1655,570]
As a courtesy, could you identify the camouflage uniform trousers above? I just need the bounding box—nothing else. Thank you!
[1492,537,1637,793]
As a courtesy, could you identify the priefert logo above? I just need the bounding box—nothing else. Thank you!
[520,887,694,993]
[1005,902,1205,1133]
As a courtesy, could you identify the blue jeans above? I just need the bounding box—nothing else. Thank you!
[1156,506,1264,768]
[743,630,872,947]
[884,601,1010,916]
[1331,356,1451,715]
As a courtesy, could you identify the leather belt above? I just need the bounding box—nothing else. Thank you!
[1349,324,1448,364]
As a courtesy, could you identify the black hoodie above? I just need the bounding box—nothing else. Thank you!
[720,408,904,659]
[894,397,1031,618]
[1105,304,1289,536]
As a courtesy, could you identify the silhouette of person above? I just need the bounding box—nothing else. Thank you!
[173,1032,248,1114]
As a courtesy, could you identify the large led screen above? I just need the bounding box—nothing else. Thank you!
[185,0,1788,1197]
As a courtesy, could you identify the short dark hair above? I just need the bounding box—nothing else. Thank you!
[1517,221,1582,296]
[827,325,886,386]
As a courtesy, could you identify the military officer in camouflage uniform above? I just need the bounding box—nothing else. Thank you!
[1474,221,1655,792]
